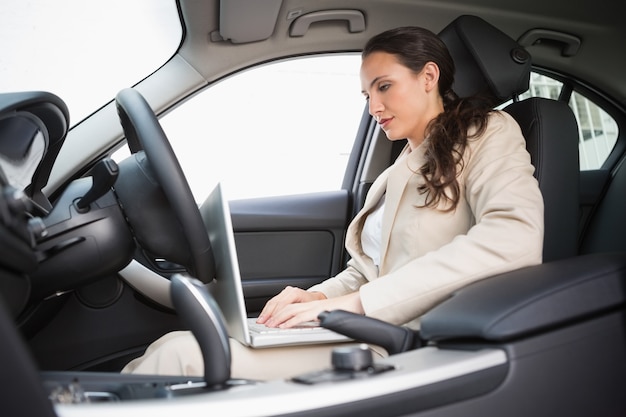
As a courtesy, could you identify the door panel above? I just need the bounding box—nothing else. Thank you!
[578,169,611,246]
[230,190,351,314]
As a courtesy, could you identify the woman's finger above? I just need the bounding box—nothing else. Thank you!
[257,286,303,323]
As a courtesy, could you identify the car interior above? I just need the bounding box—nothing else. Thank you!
[1,1,625,417]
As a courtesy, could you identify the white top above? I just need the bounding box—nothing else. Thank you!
[361,194,385,268]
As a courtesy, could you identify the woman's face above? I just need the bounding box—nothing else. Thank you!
[360,51,443,149]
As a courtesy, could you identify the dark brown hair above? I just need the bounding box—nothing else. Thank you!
[362,26,493,211]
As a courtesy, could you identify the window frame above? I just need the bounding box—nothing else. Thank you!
[532,67,625,171]
[153,53,366,202]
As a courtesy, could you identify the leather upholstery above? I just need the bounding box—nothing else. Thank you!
[505,98,580,261]
[421,252,626,342]
[439,15,580,262]
[579,155,626,254]
[439,15,531,104]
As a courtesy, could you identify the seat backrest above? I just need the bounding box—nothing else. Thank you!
[579,154,626,254]
[505,98,580,261]
[438,15,580,262]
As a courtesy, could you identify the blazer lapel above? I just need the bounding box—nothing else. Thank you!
[379,143,427,275]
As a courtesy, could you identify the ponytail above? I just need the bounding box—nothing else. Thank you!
[418,92,492,211]
[363,27,494,211]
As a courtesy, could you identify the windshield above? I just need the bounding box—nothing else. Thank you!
[0,0,182,127]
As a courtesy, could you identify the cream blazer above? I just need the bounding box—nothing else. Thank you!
[308,111,544,329]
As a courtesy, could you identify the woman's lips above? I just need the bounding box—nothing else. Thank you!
[379,117,392,128]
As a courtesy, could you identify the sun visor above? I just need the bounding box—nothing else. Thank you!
[219,0,283,44]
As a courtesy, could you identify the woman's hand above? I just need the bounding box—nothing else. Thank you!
[256,286,324,326]
[256,288,364,328]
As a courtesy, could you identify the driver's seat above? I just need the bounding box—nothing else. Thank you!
[323,15,583,355]
[438,15,580,262]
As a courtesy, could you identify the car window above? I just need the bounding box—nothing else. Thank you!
[0,0,181,126]
[120,59,620,202]
[159,55,364,202]
[520,73,619,171]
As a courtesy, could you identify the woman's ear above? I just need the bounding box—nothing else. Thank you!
[423,62,440,92]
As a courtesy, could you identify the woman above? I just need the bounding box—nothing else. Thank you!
[123,26,543,380]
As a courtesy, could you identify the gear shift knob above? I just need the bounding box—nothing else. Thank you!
[170,274,231,388]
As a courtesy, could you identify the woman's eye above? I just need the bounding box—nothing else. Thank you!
[378,83,390,92]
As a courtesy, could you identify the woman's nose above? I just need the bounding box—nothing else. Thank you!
[368,96,383,116]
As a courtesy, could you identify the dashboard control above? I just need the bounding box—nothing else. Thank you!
[292,344,394,385]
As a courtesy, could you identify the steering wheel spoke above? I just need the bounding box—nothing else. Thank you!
[114,88,215,283]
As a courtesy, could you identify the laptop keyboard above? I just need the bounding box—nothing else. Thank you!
[247,319,323,334]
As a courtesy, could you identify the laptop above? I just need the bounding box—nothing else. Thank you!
[199,182,351,348]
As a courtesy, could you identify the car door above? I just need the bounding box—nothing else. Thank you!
[22,53,375,373]
[160,54,369,314]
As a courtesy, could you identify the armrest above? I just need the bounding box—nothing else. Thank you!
[420,252,626,342]
[318,310,422,355]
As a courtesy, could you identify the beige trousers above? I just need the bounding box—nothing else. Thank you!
[121,331,387,381]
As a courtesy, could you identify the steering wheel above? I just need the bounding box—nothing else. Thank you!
[114,88,215,283]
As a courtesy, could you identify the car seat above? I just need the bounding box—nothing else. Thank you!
[439,14,580,262]
[321,14,584,355]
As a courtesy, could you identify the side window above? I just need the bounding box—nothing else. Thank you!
[159,54,363,202]
[521,73,619,171]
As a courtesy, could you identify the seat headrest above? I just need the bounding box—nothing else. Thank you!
[438,15,531,104]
